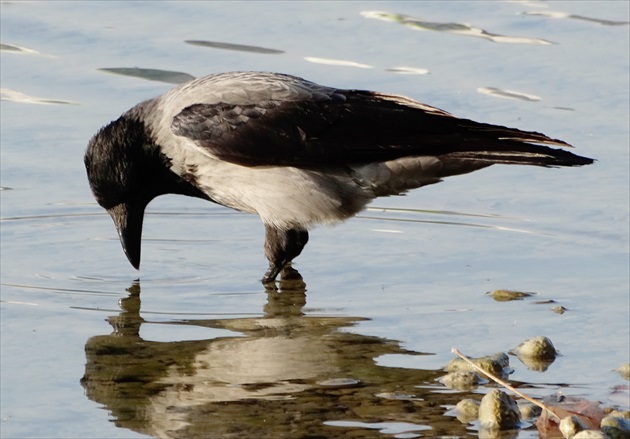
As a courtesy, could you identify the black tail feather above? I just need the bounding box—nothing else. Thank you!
[447,119,594,167]
[444,143,595,168]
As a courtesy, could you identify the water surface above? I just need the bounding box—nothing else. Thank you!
[1,1,628,438]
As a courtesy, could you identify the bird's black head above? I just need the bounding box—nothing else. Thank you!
[84,113,209,270]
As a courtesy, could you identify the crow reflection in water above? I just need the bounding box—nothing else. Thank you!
[81,280,472,438]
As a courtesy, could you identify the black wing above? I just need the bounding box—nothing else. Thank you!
[171,90,593,168]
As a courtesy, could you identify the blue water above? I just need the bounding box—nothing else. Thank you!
[1,1,628,438]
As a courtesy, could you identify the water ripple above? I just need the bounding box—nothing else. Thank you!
[185,40,284,54]
[361,10,553,45]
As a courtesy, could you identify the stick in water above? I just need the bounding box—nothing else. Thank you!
[451,347,560,421]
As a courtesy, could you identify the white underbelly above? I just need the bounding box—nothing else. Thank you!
[179,154,372,229]
[165,137,447,230]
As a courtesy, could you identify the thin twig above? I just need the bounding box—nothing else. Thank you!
[451,347,561,422]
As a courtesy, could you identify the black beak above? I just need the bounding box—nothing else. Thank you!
[108,203,144,270]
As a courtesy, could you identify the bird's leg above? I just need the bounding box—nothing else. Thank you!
[262,225,309,284]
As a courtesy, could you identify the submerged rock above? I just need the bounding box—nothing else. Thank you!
[316,378,360,388]
[604,410,629,420]
[551,305,568,314]
[518,402,542,420]
[478,389,521,430]
[455,398,480,423]
[572,431,607,438]
[616,364,630,381]
[439,371,483,390]
[510,336,559,371]
[446,352,510,376]
[488,289,535,301]
[511,336,558,359]
[560,415,587,438]
[601,415,630,439]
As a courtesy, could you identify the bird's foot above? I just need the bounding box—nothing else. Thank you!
[262,226,309,285]
[261,263,303,285]
[279,264,302,281]
[262,265,281,285]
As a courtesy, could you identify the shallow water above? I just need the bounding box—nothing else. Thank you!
[1,1,629,438]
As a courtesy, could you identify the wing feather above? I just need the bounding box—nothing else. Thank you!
[170,82,592,168]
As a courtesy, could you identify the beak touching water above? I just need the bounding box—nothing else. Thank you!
[107,203,144,270]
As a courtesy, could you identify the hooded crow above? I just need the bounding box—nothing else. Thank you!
[84,71,593,283]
